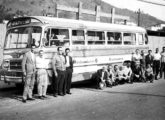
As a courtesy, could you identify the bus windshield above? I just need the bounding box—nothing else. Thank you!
[5,26,42,49]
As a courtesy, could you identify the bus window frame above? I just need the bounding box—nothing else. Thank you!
[138,33,144,45]
[43,26,70,48]
[4,26,42,49]
[123,32,136,45]
[86,30,106,45]
[71,29,85,46]
[107,31,122,45]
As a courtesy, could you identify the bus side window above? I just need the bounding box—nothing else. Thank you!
[123,33,136,45]
[44,28,70,47]
[138,33,144,45]
[72,30,85,45]
[107,32,122,45]
[87,31,105,45]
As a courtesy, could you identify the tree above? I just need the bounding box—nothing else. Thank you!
[0,5,13,23]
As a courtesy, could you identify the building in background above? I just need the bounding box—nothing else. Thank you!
[147,24,165,31]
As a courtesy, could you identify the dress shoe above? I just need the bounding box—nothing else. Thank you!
[38,96,44,100]
[66,92,72,95]
[27,98,35,100]
[58,93,64,96]
[22,99,26,103]
[53,94,58,97]
[42,95,47,98]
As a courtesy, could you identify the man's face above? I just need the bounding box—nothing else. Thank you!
[127,63,130,68]
[163,48,165,52]
[136,49,139,54]
[148,50,152,55]
[141,50,144,55]
[58,48,63,55]
[114,66,118,71]
[102,66,106,72]
[156,48,159,53]
[31,46,35,52]
[66,49,70,56]
[108,66,112,70]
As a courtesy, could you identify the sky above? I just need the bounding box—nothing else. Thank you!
[102,0,165,21]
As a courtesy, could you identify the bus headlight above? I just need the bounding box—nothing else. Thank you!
[2,60,10,69]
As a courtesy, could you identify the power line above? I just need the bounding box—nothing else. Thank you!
[137,0,165,6]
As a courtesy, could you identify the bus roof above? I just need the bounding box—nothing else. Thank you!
[8,16,146,33]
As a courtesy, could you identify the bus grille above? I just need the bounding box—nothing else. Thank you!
[10,60,22,70]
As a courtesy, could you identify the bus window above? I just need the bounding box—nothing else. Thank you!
[123,33,136,45]
[72,30,85,45]
[87,31,105,45]
[107,32,122,45]
[138,33,144,45]
[44,28,69,47]
[5,27,41,49]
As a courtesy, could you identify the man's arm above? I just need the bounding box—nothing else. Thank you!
[52,56,57,77]
[22,53,27,76]
[70,56,73,70]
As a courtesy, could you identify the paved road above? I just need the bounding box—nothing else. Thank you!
[0,79,165,120]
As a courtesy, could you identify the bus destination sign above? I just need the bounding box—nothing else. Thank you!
[7,18,31,28]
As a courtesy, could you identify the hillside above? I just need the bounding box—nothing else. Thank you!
[0,0,164,28]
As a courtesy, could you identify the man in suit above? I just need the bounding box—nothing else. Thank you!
[22,46,36,103]
[95,66,109,89]
[64,48,73,95]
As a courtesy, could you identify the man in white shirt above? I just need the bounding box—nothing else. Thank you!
[36,50,49,99]
[123,63,133,83]
[153,48,161,80]
[132,49,141,67]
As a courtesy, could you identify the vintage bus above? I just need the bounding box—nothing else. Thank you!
[0,16,149,86]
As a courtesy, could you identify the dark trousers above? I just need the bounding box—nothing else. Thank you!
[64,68,73,93]
[53,70,65,94]
[153,60,160,79]
[145,74,154,82]
[160,62,165,79]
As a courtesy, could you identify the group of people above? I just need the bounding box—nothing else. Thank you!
[22,46,73,103]
[95,47,165,89]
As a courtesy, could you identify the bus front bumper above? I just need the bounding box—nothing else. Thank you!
[0,70,24,83]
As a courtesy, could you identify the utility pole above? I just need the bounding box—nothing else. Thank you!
[137,9,141,26]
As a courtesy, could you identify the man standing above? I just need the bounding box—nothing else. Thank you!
[153,48,161,80]
[145,50,154,68]
[22,46,36,103]
[52,47,66,97]
[160,47,165,79]
[36,50,49,99]
[64,48,73,95]
[140,50,146,82]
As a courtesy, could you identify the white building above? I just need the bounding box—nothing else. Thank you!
[148,24,165,31]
